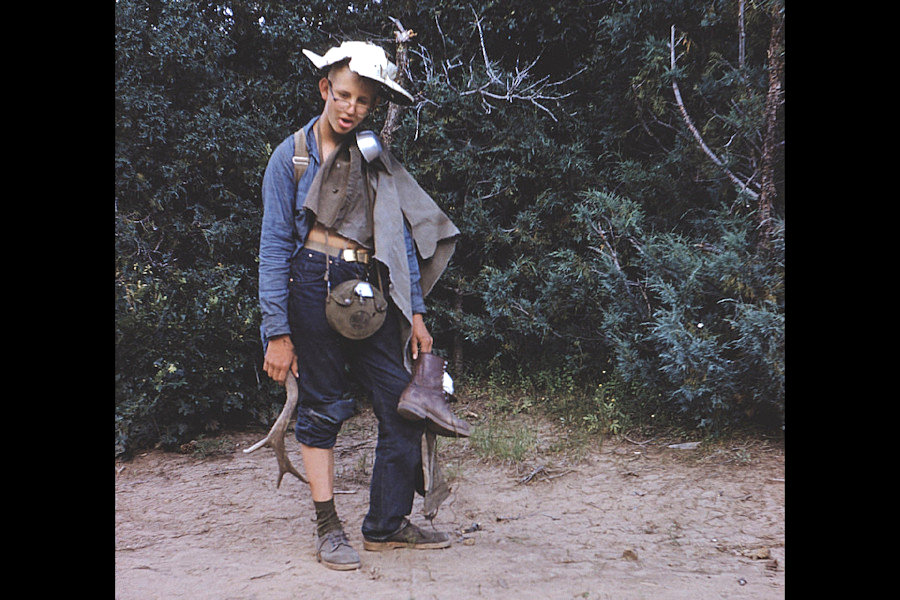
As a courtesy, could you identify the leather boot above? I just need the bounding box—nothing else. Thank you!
[397,353,471,437]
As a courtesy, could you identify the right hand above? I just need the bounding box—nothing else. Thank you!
[263,335,299,384]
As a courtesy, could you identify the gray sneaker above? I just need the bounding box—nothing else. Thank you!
[363,519,451,551]
[315,529,361,570]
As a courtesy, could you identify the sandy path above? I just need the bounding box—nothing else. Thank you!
[115,410,784,600]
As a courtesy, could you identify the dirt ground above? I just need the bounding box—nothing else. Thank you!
[115,404,785,600]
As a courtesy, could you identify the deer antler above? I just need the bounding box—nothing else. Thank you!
[243,375,308,487]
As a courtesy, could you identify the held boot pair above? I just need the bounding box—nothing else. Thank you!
[397,352,470,437]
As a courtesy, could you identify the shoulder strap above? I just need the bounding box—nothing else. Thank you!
[292,129,310,185]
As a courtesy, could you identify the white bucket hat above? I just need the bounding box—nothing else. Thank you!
[302,41,414,106]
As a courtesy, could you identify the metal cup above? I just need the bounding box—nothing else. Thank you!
[356,130,383,162]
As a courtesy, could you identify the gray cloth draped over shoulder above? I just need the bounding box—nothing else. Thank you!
[302,136,459,520]
[302,137,460,373]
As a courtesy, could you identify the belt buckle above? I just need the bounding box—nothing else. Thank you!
[342,248,368,263]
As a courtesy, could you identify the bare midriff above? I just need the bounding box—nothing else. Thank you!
[306,222,367,251]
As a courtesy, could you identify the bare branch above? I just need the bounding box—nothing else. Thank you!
[591,220,652,318]
[738,0,746,70]
[458,12,582,122]
[413,97,439,140]
[390,13,581,127]
[473,11,499,83]
[380,17,416,147]
[388,16,415,43]
[669,25,759,200]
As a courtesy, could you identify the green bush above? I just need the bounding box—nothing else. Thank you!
[115,0,784,456]
[571,192,784,431]
[114,257,276,455]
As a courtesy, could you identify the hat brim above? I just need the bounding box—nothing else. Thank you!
[303,47,414,106]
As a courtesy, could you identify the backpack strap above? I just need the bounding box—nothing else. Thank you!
[292,129,310,185]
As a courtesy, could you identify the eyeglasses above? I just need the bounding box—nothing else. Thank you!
[326,78,374,114]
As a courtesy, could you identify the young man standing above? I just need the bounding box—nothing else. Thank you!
[258,41,465,570]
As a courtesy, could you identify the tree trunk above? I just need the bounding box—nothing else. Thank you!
[757,8,785,251]
[380,24,412,147]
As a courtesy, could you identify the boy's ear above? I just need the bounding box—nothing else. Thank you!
[318,77,329,101]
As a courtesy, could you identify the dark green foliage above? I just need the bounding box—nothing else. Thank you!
[115,0,311,455]
[570,193,784,430]
[116,0,785,456]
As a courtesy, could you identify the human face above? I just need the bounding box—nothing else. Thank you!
[318,65,380,136]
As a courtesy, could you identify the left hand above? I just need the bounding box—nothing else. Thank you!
[410,313,433,360]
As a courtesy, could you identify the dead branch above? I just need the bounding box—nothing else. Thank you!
[590,219,652,317]
[380,17,417,147]
[669,25,759,200]
[623,435,657,446]
[738,0,746,70]
[243,375,308,487]
[517,464,575,485]
[452,12,583,122]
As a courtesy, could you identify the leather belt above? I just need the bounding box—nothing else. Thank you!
[304,239,371,264]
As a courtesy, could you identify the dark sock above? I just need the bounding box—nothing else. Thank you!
[314,498,342,537]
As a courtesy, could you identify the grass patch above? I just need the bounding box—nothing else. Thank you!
[177,434,233,458]
[468,416,539,463]
[454,365,681,443]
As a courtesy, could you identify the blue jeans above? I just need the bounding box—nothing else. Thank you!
[287,248,425,539]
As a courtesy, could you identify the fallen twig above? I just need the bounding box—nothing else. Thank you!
[540,469,574,482]
[623,435,657,446]
[496,512,560,522]
[518,465,547,484]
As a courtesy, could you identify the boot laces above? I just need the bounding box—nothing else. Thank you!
[323,528,351,550]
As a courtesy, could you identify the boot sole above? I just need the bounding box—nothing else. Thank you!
[397,402,471,438]
[362,538,451,551]
[316,554,361,570]
[427,419,471,438]
[396,401,427,421]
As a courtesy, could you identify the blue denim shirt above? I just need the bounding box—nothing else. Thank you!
[259,116,426,346]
